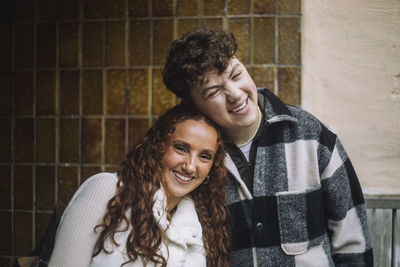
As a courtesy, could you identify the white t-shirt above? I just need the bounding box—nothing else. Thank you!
[239,141,252,161]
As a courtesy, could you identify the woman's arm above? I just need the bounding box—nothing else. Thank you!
[48,173,118,267]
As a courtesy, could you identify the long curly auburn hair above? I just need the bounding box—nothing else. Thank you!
[93,104,230,266]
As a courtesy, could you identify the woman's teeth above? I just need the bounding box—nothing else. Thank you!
[173,171,193,181]
[232,99,247,113]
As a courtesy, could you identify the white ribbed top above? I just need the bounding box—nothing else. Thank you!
[48,172,206,267]
[48,173,118,267]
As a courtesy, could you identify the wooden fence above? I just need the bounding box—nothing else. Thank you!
[366,195,400,267]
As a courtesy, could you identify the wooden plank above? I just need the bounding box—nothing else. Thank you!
[367,209,392,267]
[365,195,400,209]
[394,210,399,267]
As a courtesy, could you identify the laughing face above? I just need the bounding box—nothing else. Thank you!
[190,58,258,143]
[161,119,218,210]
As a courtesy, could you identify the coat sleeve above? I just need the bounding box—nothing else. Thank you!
[48,173,118,267]
[319,127,373,266]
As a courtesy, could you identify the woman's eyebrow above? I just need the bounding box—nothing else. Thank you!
[201,148,216,155]
[172,139,189,146]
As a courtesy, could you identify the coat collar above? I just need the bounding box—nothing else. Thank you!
[258,88,298,125]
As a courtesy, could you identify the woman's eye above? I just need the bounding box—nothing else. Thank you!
[200,154,212,160]
[174,145,186,152]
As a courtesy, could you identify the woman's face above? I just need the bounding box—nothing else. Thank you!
[161,119,218,210]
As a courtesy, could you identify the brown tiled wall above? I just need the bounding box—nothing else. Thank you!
[0,0,301,264]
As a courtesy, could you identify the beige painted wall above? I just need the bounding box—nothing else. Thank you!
[302,1,400,195]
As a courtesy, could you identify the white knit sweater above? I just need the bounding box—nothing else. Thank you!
[48,172,206,267]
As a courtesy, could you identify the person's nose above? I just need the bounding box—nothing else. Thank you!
[225,83,242,103]
[182,155,196,173]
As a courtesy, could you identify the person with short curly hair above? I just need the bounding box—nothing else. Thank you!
[163,28,373,266]
[163,29,237,103]
[48,104,230,267]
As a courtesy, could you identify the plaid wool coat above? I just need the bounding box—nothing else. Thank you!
[225,88,373,267]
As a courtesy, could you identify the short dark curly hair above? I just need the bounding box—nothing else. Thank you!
[162,28,237,102]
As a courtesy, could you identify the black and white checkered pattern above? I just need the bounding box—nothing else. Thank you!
[225,88,373,267]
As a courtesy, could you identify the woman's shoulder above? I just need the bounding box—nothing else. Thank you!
[68,172,119,206]
[49,173,119,267]
[82,172,119,187]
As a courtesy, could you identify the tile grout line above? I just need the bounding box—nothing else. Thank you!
[10,17,16,262]
[53,1,61,238]
[101,0,106,172]
[78,0,84,184]
[249,0,253,66]
[274,0,279,96]
[125,0,130,156]
[149,0,154,126]
[31,0,39,252]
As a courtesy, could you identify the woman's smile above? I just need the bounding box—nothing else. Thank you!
[172,170,194,182]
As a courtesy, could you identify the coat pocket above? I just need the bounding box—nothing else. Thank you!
[276,185,324,255]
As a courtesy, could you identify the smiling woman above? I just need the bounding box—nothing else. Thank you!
[161,119,218,211]
[47,104,230,267]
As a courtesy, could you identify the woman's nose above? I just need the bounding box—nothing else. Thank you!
[182,156,196,173]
